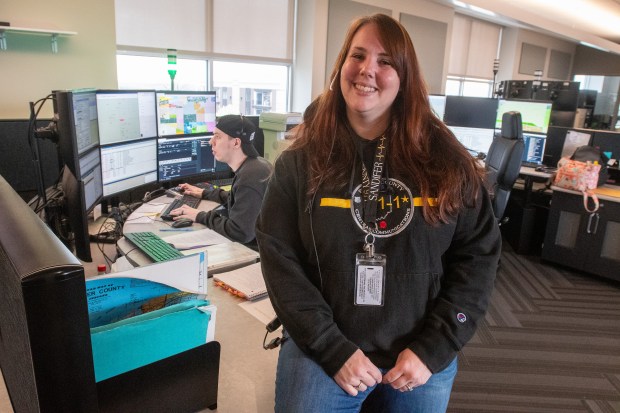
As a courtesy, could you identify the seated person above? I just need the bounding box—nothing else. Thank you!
[171,115,273,249]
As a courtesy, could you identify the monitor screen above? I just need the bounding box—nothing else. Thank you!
[156,91,216,138]
[78,148,103,212]
[96,90,157,145]
[522,134,547,165]
[55,89,100,178]
[496,100,553,134]
[101,139,158,197]
[444,96,498,129]
[71,90,100,155]
[157,135,221,182]
[429,95,446,120]
[448,126,496,156]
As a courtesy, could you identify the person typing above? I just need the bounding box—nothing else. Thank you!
[171,115,273,250]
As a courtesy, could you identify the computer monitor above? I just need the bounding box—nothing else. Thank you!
[448,126,496,156]
[496,100,553,134]
[61,166,96,263]
[157,135,231,183]
[444,96,499,129]
[429,95,446,120]
[96,90,157,145]
[592,131,620,163]
[78,147,104,212]
[522,133,547,165]
[156,91,217,138]
[56,89,100,177]
[101,139,158,197]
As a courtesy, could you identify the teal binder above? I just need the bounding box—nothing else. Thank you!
[90,299,211,382]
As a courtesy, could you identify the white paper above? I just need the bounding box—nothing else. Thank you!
[121,202,167,224]
[561,130,591,158]
[109,255,136,273]
[165,228,231,249]
[198,304,218,341]
[98,252,207,294]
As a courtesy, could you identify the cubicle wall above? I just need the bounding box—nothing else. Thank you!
[0,120,61,200]
[545,126,620,171]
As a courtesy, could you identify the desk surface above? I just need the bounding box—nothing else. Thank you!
[117,195,259,273]
[89,196,277,413]
[551,184,620,203]
[519,165,555,179]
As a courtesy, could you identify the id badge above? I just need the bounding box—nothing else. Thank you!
[354,252,386,306]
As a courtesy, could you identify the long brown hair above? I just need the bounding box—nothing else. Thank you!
[290,13,484,224]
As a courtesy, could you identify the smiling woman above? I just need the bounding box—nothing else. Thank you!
[339,23,401,139]
[256,13,501,413]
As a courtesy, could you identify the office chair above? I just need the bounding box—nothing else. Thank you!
[484,111,525,224]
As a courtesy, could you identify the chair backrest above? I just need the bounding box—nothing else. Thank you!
[485,111,525,220]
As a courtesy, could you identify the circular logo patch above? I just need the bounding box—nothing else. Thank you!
[350,178,414,238]
[456,313,467,323]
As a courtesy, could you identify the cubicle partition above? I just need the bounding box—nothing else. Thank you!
[0,119,61,201]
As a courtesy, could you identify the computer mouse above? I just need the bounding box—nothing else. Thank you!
[171,218,193,228]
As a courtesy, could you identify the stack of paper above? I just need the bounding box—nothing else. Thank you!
[213,262,267,301]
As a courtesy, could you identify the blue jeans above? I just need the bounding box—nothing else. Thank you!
[274,338,457,413]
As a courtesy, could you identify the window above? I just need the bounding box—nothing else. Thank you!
[446,76,493,97]
[116,55,290,115]
[447,14,501,97]
[213,61,289,116]
[117,55,207,91]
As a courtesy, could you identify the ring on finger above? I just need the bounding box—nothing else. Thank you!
[405,383,413,391]
[354,381,362,389]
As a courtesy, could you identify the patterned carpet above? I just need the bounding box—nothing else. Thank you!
[449,243,620,413]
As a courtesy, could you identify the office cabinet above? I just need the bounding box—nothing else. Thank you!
[542,189,620,281]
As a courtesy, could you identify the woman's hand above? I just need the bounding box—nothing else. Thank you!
[382,348,431,392]
[333,349,382,396]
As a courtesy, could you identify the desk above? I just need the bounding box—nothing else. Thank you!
[518,166,554,205]
[499,167,554,255]
[542,185,620,281]
[116,195,259,274]
[94,196,277,412]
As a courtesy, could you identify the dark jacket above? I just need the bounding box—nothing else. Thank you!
[256,147,500,377]
[196,156,273,246]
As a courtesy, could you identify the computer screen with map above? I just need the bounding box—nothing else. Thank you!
[156,91,216,138]
[496,100,553,135]
[96,90,157,145]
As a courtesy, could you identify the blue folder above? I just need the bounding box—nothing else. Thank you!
[90,299,211,382]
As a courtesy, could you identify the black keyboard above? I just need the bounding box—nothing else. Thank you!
[160,194,201,221]
[124,232,184,262]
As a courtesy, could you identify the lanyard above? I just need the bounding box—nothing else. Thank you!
[359,134,387,226]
